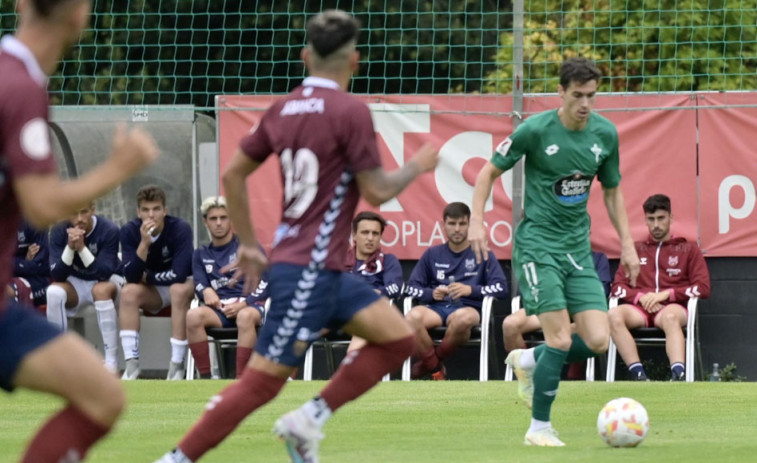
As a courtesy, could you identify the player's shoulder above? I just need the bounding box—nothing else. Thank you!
[95,215,120,232]
[589,112,618,135]
[166,215,191,230]
[50,220,69,235]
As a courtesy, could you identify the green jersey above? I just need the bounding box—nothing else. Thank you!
[491,109,620,254]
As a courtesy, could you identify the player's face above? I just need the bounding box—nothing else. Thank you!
[558,79,597,129]
[354,219,382,259]
[444,216,469,247]
[204,207,232,241]
[70,205,94,232]
[137,200,166,230]
[645,209,672,242]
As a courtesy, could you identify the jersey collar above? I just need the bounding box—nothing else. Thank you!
[0,35,48,87]
[302,76,340,90]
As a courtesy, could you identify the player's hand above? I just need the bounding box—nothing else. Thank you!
[448,282,472,300]
[221,244,268,295]
[67,227,85,251]
[639,293,656,311]
[409,143,439,173]
[620,243,640,287]
[468,218,488,264]
[26,243,40,260]
[139,219,157,242]
[110,125,159,177]
[202,288,221,309]
[221,301,245,319]
[432,285,449,301]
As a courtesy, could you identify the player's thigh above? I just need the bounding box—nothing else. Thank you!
[563,250,608,315]
[445,306,480,328]
[187,305,223,328]
[169,280,194,306]
[537,309,572,348]
[572,309,610,347]
[512,248,567,314]
[138,284,169,312]
[653,303,687,329]
[406,305,444,329]
[611,303,647,329]
[51,280,80,307]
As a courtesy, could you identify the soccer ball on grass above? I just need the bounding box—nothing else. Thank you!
[597,397,650,447]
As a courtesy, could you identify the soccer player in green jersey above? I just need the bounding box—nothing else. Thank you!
[469,57,640,446]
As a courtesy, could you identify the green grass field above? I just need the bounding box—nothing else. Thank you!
[1,380,756,462]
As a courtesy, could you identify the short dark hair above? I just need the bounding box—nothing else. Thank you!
[559,57,602,89]
[643,194,672,214]
[352,211,386,234]
[443,202,470,221]
[306,10,361,59]
[136,185,166,207]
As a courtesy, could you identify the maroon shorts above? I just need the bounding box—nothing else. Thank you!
[629,303,687,328]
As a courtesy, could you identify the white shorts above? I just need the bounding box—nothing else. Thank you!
[64,274,123,317]
[140,278,193,314]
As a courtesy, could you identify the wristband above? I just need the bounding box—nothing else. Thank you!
[78,247,95,267]
[61,247,75,266]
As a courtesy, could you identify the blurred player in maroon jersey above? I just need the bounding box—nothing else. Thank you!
[155,9,438,463]
[0,0,157,461]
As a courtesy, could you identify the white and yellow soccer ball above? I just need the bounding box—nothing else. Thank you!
[597,397,650,447]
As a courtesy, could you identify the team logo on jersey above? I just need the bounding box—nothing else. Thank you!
[545,144,559,156]
[436,270,446,281]
[88,243,97,255]
[465,258,476,271]
[229,253,237,265]
[205,264,213,274]
[590,143,603,162]
[552,172,592,204]
[495,137,513,156]
[162,246,169,257]
[668,255,679,267]
[17,231,25,243]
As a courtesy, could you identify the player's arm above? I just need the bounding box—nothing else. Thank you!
[13,126,157,228]
[355,142,438,206]
[668,246,711,302]
[121,225,146,283]
[146,223,193,285]
[85,227,119,278]
[404,254,437,303]
[470,161,505,263]
[48,225,72,281]
[603,186,640,287]
[221,149,268,294]
[381,254,404,299]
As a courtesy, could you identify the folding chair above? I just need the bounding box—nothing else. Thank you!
[605,296,700,382]
[400,295,494,381]
[504,296,596,381]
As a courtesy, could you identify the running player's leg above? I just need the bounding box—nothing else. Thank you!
[6,305,124,462]
[186,306,224,378]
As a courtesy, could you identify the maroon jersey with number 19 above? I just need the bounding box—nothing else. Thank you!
[239,76,382,271]
[0,36,57,313]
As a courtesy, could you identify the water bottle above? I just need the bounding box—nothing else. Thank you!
[447,276,457,303]
[710,363,721,382]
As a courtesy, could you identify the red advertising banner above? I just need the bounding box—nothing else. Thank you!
[217,92,740,259]
[698,92,757,256]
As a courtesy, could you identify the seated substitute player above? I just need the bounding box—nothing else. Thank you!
[188,196,268,379]
[46,202,121,373]
[345,210,404,351]
[0,0,157,459]
[609,193,710,381]
[405,202,508,379]
[119,185,194,380]
[8,220,50,309]
[503,249,610,380]
[154,10,438,463]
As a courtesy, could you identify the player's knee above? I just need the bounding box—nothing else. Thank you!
[118,284,141,309]
[607,308,626,331]
[236,308,259,329]
[502,316,520,336]
[170,282,194,303]
[91,282,116,301]
[583,334,609,354]
[97,380,126,425]
[46,284,67,305]
[185,309,204,330]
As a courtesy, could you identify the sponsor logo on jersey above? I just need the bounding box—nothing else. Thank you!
[552,172,592,204]
[590,143,603,162]
[545,144,559,156]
